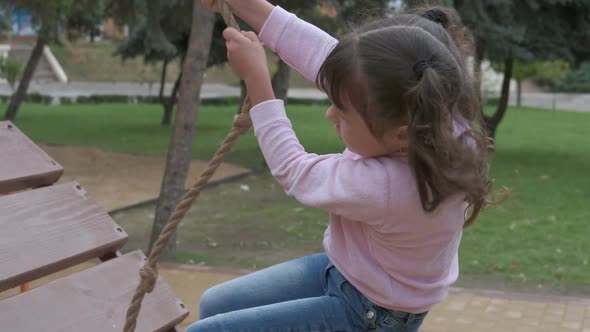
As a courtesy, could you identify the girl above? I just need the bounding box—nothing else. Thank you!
[188,1,492,331]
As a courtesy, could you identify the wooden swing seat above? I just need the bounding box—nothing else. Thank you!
[0,121,188,331]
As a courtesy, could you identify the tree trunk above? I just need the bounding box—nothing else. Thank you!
[159,58,170,125]
[149,0,214,256]
[4,36,46,121]
[271,58,291,102]
[484,57,513,139]
[161,71,183,125]
[159,59,169,102]
[516,79,522,107]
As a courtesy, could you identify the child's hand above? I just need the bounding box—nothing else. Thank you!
[223,28,270,84]
[223,27,274,105]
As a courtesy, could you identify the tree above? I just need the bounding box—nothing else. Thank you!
[454,0,590,138]
[116,17,188,125]
[148,0,214,256]
[494,61,539,107]
[2,0,97,120]
[116,0,225,125]
[66,0,104,42]
[104,0,145,35]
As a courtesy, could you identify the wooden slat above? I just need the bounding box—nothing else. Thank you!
[0,182,128,292]
[0,251,189,332]
[0,121,63,194]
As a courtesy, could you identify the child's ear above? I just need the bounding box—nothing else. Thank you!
[396,126,408,142]
[384,125,409,152]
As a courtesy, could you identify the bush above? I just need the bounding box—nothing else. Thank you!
[532,60,570,91]
[1,93,330,106]
[77,95,131,104]
[0,56,22,87]
[60,97,74,105]
[24,93,52,104]
[555,62,590,93]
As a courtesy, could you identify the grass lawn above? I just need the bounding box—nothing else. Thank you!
[9,102,590,294]
[9,102,342,168]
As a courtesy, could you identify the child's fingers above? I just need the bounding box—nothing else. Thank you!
[241,31,259,42]
[222,27,243,42]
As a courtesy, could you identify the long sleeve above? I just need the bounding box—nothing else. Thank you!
[259,6,338,83]
[250,100,392,222]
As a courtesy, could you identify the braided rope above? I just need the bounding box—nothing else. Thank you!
[123,2,249,331]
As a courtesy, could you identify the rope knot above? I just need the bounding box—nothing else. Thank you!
[233,113,252,134]
[139,264,158,293]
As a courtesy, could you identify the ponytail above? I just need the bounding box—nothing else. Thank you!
[408,60,491,226]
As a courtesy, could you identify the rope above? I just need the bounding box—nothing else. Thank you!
[123,2,250,331]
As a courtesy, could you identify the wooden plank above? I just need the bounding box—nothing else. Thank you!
[0,121,63,194]
[0,182,128,292]
[0,251,190,332]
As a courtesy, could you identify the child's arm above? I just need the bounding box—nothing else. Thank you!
[223,30,391,222]
[257,6,338,83]
[203,0,338,83]
[250,102,391,221]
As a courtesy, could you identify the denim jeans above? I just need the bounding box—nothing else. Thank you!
[186,253,428,331]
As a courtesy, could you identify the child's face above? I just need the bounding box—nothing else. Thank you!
[325,104,407,158]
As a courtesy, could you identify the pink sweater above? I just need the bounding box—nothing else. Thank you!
[251,6,467,313]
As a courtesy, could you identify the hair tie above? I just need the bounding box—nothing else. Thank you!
[413,60,432,79]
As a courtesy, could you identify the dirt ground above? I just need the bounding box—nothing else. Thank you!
[39,144,250,212]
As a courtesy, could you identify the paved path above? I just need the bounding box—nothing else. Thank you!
[158,264,590,332]
[1,82,587,112]
[3,261,588,332]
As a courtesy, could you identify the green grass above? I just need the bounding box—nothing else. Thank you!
[9,103,343,168]
[10,102,590,293]
[113,172,328,271]
[459,107,590,292]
